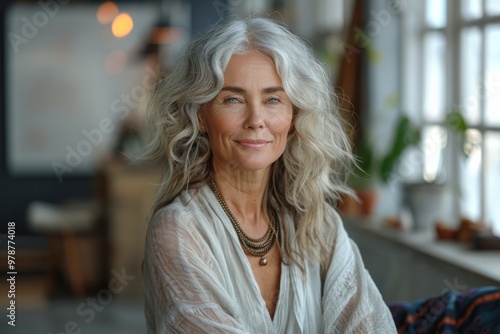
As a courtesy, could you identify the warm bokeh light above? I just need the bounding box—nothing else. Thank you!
[96,1,119,25]
[104,50,127,75]
[111,13,133,38]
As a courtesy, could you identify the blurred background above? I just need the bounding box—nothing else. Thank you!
[0,0,499,333]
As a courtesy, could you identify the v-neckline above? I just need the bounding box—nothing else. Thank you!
[205,184,284,325]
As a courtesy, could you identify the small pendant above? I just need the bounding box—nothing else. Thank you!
[260,256,268,266]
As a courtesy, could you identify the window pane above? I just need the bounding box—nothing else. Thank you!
[460,129,482,221]
[423,33,446,122]
[426,0,447,27]
[485,25,500,126]
[485,132,500,235]
[422,126,447,182]
[486,0,500,16]
[462,0,483,20]
[461,28,482,124]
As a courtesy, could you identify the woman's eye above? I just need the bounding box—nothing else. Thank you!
[224,97,240,104]
[267,97,281,104]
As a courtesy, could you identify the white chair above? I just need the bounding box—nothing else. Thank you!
[27,200,101,297]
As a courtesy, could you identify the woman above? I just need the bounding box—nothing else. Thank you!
[142,17,396,333]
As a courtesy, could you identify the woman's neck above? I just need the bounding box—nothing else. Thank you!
[211,166,271,232]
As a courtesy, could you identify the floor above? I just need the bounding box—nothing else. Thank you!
[2,276,147,334]
[4,299,146,334]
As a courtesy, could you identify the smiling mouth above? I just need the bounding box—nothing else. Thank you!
[236,140,271,148]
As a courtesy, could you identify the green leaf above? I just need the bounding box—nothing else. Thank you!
[445,110,468,135]
[379,115,421,183]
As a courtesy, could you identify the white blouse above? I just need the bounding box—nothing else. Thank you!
[143,184,397,333]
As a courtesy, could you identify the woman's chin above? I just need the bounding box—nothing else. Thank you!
[219,158,278,173]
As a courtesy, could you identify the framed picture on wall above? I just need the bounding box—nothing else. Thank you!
[4,3,162,181]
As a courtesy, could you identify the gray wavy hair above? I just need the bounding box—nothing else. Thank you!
[144,17,354,263]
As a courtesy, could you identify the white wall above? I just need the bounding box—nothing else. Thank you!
[364,0,407,217]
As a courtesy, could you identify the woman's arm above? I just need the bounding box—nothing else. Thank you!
[143,207,250,334]
[321,208,397,333]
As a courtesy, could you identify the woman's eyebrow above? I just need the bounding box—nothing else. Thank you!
[220,86,285,94]
[263,86,285,94]
[220,86,246,93]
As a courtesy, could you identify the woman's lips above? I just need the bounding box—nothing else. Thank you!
[236,139,270,148]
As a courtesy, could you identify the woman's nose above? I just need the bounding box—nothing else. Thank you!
[243,103,265,129]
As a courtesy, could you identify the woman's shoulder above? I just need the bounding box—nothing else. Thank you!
[147,185,211,234]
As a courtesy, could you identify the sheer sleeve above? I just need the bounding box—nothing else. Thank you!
[143,206,250,334]
[321,209,397,333]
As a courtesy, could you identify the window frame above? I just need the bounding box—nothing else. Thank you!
[402,0,500,232]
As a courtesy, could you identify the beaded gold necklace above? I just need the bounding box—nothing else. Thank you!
[209,179,279,266]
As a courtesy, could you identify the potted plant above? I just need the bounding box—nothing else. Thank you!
[341,109,469,218]
[404,109,469,229]
[346,114,421,216]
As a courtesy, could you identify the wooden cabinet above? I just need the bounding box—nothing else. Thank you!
[104,160,161,298]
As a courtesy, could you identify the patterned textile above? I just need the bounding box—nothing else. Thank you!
[389,286,500,333]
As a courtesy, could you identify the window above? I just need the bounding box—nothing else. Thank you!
[402,0,500,234]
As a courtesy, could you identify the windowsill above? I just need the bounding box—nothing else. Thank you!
[343,216,500,284]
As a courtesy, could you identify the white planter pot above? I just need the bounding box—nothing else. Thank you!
[404,183,452,230]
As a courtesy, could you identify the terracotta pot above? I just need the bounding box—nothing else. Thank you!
[338,194,360,216]
[356,188,379,216]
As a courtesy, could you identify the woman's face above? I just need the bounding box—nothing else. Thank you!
[199,51,294,173]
